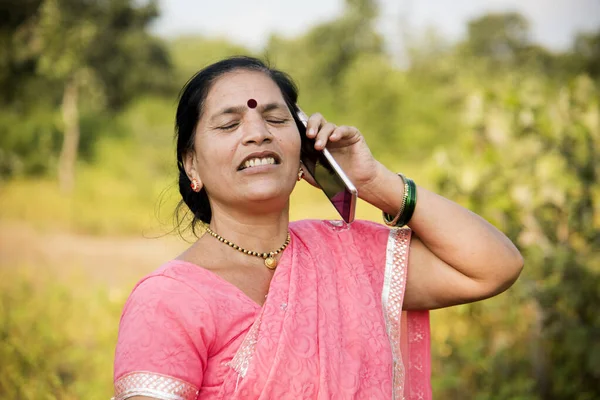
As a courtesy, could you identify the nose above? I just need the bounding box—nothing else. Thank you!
[241,113,273,145]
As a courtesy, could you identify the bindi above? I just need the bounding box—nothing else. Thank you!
[247,98,257,109]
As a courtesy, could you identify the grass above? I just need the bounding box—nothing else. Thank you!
[0,266,123,400]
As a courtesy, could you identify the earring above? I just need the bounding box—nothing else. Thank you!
[297,167,304,181]
[190,179,200,192]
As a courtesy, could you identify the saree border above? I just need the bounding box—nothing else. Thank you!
[382,228,411,400]
[112,371,199,400]
[227,311,263,380]
[405,310,432,400]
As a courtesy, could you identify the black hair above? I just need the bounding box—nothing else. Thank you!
[175,56,301,235]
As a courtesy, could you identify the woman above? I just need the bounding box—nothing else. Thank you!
[112,56,523,400]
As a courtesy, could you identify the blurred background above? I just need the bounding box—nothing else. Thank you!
[0,0,599,398]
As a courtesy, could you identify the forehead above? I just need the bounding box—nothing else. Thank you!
[205,70,284,111]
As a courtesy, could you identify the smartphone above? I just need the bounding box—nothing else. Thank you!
[295,108,357,224]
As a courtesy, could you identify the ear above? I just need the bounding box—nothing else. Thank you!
[183,150,204,191]
[299,161,318,188]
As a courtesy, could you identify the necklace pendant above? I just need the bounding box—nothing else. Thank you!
[264,256,277,270]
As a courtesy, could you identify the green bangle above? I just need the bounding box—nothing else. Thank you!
[383,173,417,227]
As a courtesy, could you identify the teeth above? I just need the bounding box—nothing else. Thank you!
[243,157,275,169]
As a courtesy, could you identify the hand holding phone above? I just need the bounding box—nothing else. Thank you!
[295,108,357,224]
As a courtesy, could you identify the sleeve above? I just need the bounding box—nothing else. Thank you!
[113,275,214,400]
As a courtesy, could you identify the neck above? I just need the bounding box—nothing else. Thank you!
[206,201,291,254]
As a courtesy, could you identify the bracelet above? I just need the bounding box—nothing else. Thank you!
[383,173,417,227]
[383,174,408,226]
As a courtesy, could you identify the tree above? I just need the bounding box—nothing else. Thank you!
[463,12,530,64]
[32,0,170,191]
[0,0,64,179]
[0,0,45,105]
[572,30,600,80]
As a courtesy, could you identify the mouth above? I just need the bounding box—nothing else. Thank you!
[238,151,281,171]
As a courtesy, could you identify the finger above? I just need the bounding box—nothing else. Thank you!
[329,125,354,141]
[306,113,326,139]
[329,126,362,148]
[314,122,337,150]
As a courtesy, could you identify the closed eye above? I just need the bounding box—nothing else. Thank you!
[218,122,239,130]
[267,119,289,125]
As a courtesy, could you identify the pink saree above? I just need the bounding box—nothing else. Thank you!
[113,220,431,399]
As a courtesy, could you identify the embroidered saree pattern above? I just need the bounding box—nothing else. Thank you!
[404,311,432,399]
[112,371,199,400]
[382,228,411,399]
[381,228,432,400]
[227,312,263,379]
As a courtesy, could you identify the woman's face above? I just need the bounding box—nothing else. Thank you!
[186,70,301,212]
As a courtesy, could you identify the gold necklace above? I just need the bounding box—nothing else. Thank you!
[204,227,291,270]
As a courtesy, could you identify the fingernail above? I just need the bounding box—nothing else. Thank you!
[315,140,323,147]
[308,128,315,136]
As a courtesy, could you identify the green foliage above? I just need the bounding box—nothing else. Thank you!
[459,12,566,79]
[34,0,171,108]
[428,73,600,398]
[0,0,45,105]
[0,96,181,235]
[0,267,123,399]
[0,0,172,182]
[572,29,600,80]
[338,55,405,157]
[169,36,252,88]
[264,0,382,117]
[431,295,537,399]
[0,108,61,177]
[463,12,530,63]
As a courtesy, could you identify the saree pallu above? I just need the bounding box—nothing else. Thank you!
[113,220,431,399]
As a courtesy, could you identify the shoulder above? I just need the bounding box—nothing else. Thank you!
[128,260,206,298]
[116,262,218,359]
[120,261,216,324]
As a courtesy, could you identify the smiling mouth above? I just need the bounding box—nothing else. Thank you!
[238,156,279,170]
